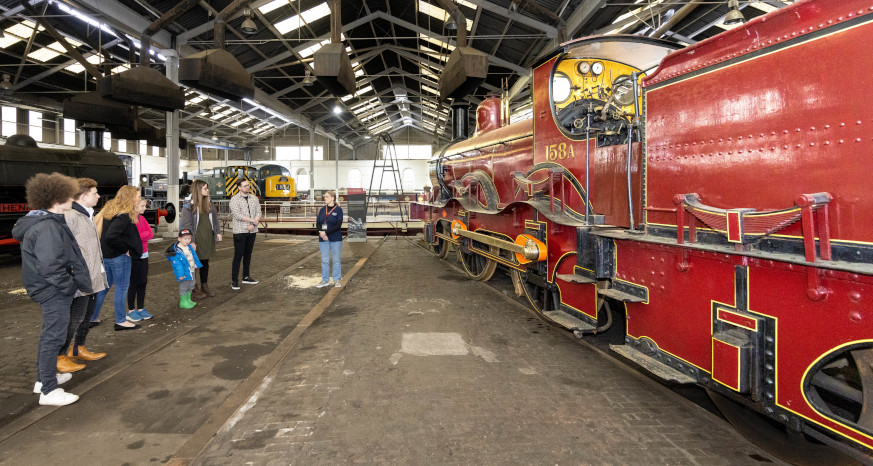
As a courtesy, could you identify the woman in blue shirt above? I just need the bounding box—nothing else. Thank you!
[316,191,343,288]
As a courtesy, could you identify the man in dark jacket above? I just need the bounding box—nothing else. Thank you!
[12,172,92,406]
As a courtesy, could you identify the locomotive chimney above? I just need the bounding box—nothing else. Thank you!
[81,123,106,150]
[451,102,470,141]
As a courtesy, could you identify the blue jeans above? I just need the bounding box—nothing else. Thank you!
[94,254,132,324]
[38,294,74,394]
[319,241,342,282]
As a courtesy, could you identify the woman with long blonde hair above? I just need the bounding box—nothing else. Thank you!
[93,185,144,330]
[180,179,221,298]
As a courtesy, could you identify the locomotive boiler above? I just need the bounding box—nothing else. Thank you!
[412,0,873,463]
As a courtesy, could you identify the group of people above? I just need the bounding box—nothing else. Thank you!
[14,172,345,407]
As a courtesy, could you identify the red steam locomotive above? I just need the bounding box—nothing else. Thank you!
[412,0,873,462]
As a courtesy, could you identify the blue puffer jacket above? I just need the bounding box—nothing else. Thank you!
[165,241,203,281]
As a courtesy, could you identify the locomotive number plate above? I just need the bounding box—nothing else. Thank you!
[545,142,576,161]
[275,184,291,190]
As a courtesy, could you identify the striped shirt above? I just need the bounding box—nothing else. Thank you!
[229,193,260,234]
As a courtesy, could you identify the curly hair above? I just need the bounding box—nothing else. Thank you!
[191,179,212,214]
[25,172,79,210]
[97,185,140,225]
[75,177,98,199]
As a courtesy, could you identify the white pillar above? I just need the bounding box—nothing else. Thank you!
[309,127,315,201]
[164,49,180,238]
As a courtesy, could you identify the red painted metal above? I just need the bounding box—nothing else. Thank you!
[412,0,873,457]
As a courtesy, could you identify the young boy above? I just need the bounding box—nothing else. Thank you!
[165,229,202,309]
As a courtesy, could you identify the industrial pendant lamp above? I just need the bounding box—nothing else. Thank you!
[724,0,745,25]
[0,74,12,91]
[240,9,258,35]
[302,69,316,86]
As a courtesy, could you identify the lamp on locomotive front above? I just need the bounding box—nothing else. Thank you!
[724,0,745,25]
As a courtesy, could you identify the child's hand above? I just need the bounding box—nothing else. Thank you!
[178,276,184,280]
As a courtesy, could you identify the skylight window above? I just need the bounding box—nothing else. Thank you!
[258,0,293,15]
[418,1,472,30]
[340,85,373,102]
[275,3,331,35]
[421,85,439,95]
[420,35,455,51]
[28,40,82,62]
[0,21,42,49]
[64,54,102,74]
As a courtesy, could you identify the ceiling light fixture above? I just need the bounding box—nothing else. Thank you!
[241,8,258,35]
[211,132,218,141]
[302,69,316,86]
[333,104,342,115]
[0,74,12,92]
[724,0,745,25]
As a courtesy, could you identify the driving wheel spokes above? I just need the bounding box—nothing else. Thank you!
[457,240,497,281]
[520,272,557,314]
[434,235,451,259]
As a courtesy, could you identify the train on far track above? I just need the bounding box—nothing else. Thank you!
[0,126,174,251]
[412,1,873,463]
[188,163,296,201]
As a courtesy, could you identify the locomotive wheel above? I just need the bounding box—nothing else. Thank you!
[431,235,451,259]
[457,241,498,281]
[521,274,557,314]
[706,390,858,465]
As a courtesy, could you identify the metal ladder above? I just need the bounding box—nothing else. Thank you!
[367,133,408,222]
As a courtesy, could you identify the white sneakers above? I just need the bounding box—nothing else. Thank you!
[33,372,72,393]
[39,388,79,406]
[35,373,79,406]
[316,281,331,288]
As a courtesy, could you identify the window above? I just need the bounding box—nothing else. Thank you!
[152,145,159,156]
[348,168,362,189]
[295,168,310,191]
[276,145,324,160]
[402,168,416,192]
[1,106,15,136]
[139,140,147,155]
[103,131,111,150]
[28,111,42,142]
[382,144,432,160]
[63,118,76,146]
[117,139,126,152]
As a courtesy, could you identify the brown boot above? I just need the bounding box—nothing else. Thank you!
[68,345,106,361]
[57,355,85,373]
[202,283,215,297]
[192,283,207,299]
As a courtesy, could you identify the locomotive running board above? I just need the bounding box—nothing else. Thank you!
[543,310,595,333]
[609,345,696,384]
[598,288,646,303]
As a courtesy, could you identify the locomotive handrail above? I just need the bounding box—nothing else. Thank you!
[673,192,832,263]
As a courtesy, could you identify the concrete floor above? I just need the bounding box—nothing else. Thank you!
[0,235,784,465]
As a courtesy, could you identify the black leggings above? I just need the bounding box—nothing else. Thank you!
[127,257,148,310]
[199,259,210,283]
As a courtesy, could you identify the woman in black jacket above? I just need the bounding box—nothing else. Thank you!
[315,190,344,288]
[94,185,143,331]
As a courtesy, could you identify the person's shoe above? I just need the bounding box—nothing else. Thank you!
[192,284,207,299]
[187,291,198,308]
[231,281,240,290]
[33,373,72,393]
[316,281,331,288]
[179,294,194,309]
[114,323,141,331]
[202,283,216,297]
[126,310,143,322]
[138,309,153,320]
[56,355,85,373]
[69,345,106,361]
[88,320,101,328]
[39,388,78,406]
[242,276,259,285]
[334,280,342,288]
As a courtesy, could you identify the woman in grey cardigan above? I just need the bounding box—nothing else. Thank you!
[180,180,222,298]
